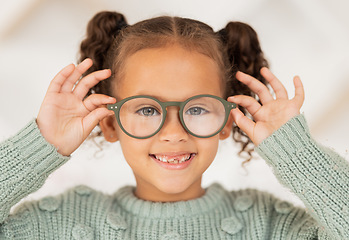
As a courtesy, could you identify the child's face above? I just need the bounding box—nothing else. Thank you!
[101,44,232,202]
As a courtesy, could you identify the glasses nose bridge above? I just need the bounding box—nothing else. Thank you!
[161,101,185,127]
[162,101,184,113]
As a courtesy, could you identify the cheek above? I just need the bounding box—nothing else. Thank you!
[196,137,220,162]
[119,140,145,172]
[117,132,153,167]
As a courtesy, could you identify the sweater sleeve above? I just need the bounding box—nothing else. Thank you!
[255,114,349,239]
[0,120,69,225]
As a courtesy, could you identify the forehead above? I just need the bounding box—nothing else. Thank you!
[115,45,223,101]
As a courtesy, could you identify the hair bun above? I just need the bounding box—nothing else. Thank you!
[217,22,270,162]
[79,11,128,76]
[218,21,268,85]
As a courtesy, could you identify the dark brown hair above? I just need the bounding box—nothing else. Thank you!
[217,22,269,161]
[79,11,269,162]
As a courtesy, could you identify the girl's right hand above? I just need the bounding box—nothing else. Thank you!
[37,58,116,156]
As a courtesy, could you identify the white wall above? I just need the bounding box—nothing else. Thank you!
[1,0,348,206]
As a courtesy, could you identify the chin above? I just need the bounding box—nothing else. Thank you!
[159,183,188,195]
[154,176,200,199]
[158,177,187,190]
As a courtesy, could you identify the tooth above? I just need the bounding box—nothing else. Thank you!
[154,154,193,164]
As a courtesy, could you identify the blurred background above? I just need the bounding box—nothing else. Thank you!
[1,0,348,207]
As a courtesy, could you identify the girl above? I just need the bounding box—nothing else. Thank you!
[0,11,348,239]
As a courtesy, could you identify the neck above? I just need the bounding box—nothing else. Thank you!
[134,178,205,202]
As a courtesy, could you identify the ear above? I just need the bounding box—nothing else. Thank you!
[219,114,234,140]
[99,115,119,142]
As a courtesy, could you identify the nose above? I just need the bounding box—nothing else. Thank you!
[158,107,188,142]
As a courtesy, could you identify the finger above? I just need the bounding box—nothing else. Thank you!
[230,107,255,140]
[83,94,116,112]
[73,69,112,100]
[61,58,93,93]
[47,64,75,93]
[236,71,274,104]
[228,95,262,117]
[260,67,288,99]
[292,75,305,107]
[82,108,114,138]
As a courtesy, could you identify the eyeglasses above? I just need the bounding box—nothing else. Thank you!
[107,94,236,139]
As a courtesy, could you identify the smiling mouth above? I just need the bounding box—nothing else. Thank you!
[150,153,196,164]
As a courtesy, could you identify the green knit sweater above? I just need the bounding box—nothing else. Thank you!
[0,115,348,239]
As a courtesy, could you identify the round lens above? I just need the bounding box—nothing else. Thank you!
[183,97,225,137]
[119,97,163,138]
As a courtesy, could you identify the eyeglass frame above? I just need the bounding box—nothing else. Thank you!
[107,94,236,139]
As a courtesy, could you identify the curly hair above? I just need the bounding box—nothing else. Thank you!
[217,22,269,162]
[79,11,269,163]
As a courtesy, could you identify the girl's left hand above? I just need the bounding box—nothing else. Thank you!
[228,67,305,146]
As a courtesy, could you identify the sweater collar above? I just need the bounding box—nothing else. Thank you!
[112,183,228,219]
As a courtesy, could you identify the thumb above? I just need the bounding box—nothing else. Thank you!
[230,107,255,141]
[82,108,114,139]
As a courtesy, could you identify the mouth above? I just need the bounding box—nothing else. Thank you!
[149,152,196,170]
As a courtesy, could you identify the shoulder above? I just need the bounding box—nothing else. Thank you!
[2,185,114,238]
[210,183,305,214]
[212,184,318,238]
[14,185,113,214]
[222,185,296,213]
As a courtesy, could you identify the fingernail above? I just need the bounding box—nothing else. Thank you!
[108,97,116,103]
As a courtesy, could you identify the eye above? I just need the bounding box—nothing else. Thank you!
[185,107,209,116]
[136,107,160,117]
